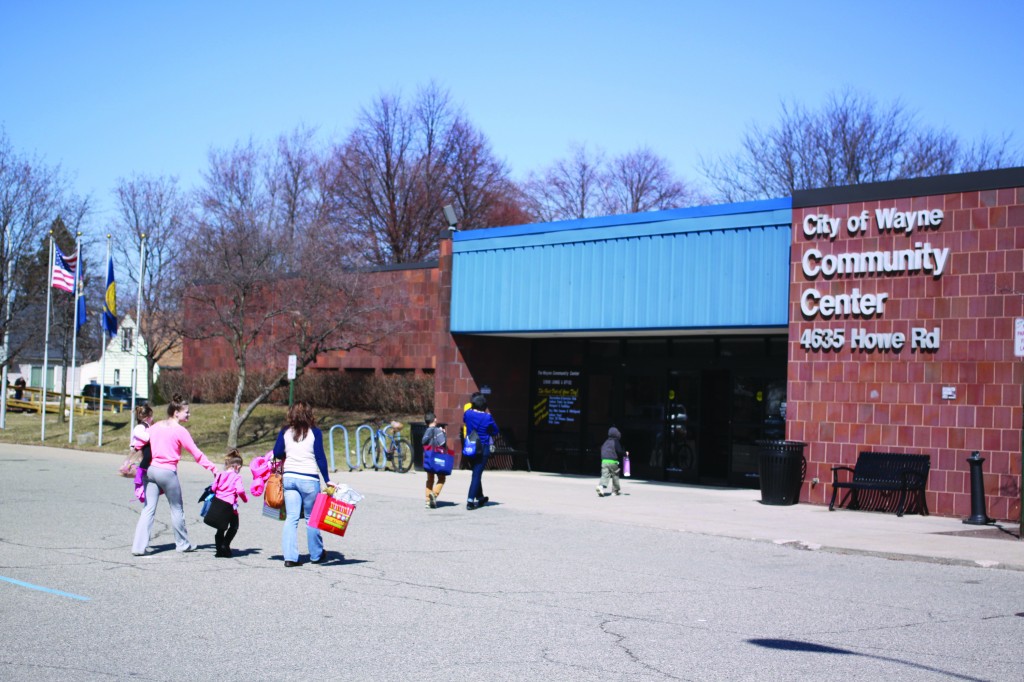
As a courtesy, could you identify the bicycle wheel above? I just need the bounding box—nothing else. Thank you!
[393,439,413,473]
[360,438,378,470]
[678,443,695,472]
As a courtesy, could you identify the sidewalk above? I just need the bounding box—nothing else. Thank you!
[343,468,1024,571]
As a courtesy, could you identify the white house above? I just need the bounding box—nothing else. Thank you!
[78,314,156,398]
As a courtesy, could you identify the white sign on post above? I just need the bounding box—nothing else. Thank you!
[1015,319,1024,358]
[287,354,297,380]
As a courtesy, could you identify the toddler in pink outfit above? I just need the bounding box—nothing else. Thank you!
[207,450,248,558]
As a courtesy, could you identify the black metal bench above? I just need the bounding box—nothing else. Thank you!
[488,432,531,472]
[829,451,930,516]
[459,432,531,472]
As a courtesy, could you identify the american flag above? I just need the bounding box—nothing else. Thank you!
[51,244,78,293]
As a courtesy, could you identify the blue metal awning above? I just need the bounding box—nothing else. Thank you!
[451,199,792,335]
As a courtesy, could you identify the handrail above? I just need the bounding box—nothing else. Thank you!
[4,386,128,414]
[327,424,352,472]
[355,424,378,470]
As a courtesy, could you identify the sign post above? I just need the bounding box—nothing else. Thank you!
[287,354,297,407]
[1017,319,1024,536]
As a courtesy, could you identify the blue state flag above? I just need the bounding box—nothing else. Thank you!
[76,287,87,333]
[102,255,118,337]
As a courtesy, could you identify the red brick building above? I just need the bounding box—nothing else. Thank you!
[789,171,1024,520]
[183,168,1024,521]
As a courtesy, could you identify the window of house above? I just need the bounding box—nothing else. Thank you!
[121,328,133,352]
[114,369,120,384]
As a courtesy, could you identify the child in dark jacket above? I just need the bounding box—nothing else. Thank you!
[597,427,627,497]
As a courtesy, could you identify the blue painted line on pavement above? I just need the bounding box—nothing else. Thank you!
[0,575,90,601]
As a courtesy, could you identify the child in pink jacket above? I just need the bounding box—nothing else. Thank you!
[208,450,248,558]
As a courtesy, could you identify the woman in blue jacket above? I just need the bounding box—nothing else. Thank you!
[273,402,338,567]
[463,394,499,510]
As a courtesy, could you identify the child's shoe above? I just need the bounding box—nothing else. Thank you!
[428,492,437,508]
[595,485,605,497]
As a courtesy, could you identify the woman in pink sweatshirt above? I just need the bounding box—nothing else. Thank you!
[132,394,218,556]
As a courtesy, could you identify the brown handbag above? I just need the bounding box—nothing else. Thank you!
[265,460,285,509]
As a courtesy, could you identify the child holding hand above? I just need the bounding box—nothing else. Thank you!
[206,450,248,558]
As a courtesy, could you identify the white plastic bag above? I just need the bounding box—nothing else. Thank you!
[330,483,364,505]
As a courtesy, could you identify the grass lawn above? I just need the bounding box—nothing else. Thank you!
[0,403,423,466]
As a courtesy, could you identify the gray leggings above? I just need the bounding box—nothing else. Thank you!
[132,467,192,553]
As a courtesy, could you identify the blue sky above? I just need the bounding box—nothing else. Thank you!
[3,1,1022,222]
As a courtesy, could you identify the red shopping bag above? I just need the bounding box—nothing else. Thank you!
[310,493,356,537]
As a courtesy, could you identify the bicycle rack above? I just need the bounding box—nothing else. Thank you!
[355,424,379,470]
[328,424,353,472]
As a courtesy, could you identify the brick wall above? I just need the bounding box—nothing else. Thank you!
[433,237,532,462]
[789,184,1024,520]
[182,265,441,377]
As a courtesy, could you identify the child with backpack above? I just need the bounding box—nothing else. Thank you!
[422,412,447,509]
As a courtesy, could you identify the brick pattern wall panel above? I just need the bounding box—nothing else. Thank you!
[183,266,441,378]
[789,188,1023,520]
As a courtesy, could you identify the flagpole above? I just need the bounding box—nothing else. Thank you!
[130,234,146,434]
[68,232,82,444]
[0,221,12,429]
[98,236,110,446]
[41,234,54,440]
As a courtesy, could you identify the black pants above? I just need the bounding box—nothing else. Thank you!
[215,513,239,550]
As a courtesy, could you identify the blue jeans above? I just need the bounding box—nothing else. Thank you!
[282,475,323,562]
[467,454,488,503]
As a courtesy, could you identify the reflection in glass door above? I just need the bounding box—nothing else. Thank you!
[659,370,699,482]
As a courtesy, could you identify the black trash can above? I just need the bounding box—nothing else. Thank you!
[410,422,427,471]
[756,440,807,505]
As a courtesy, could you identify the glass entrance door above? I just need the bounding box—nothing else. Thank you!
[660,370,699,482]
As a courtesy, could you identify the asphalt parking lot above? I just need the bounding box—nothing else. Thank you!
[2,443,1022,681]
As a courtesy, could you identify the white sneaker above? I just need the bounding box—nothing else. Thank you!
[428,492,437,508]
[595,485,604,497]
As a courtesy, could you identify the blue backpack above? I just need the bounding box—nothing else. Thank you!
[462,430,479,457]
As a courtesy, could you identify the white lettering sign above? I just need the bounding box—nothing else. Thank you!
[799,207,946,353]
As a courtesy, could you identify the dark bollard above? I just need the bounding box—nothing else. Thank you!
[963,451,994,525]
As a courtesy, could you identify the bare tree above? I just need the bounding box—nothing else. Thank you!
[523,143,606,222]
[701,88,1023,201]
[0,129,89,370]
[111,174,190,400]
[443,118,527,229]
[523,144,700,221]
[329,83,521,263]
[185,138,399,448]
[601,147,704,214]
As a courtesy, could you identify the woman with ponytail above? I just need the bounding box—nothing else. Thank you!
[131,394,219,556]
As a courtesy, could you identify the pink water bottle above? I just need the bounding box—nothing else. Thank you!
[623,454,631,477]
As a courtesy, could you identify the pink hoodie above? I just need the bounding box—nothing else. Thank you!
[147,420,217,474]
[212,470,248,508]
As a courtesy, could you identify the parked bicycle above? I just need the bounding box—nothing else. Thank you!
[360,418,413,473]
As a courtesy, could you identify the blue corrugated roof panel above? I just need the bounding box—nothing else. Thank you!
[451,199,792,334]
